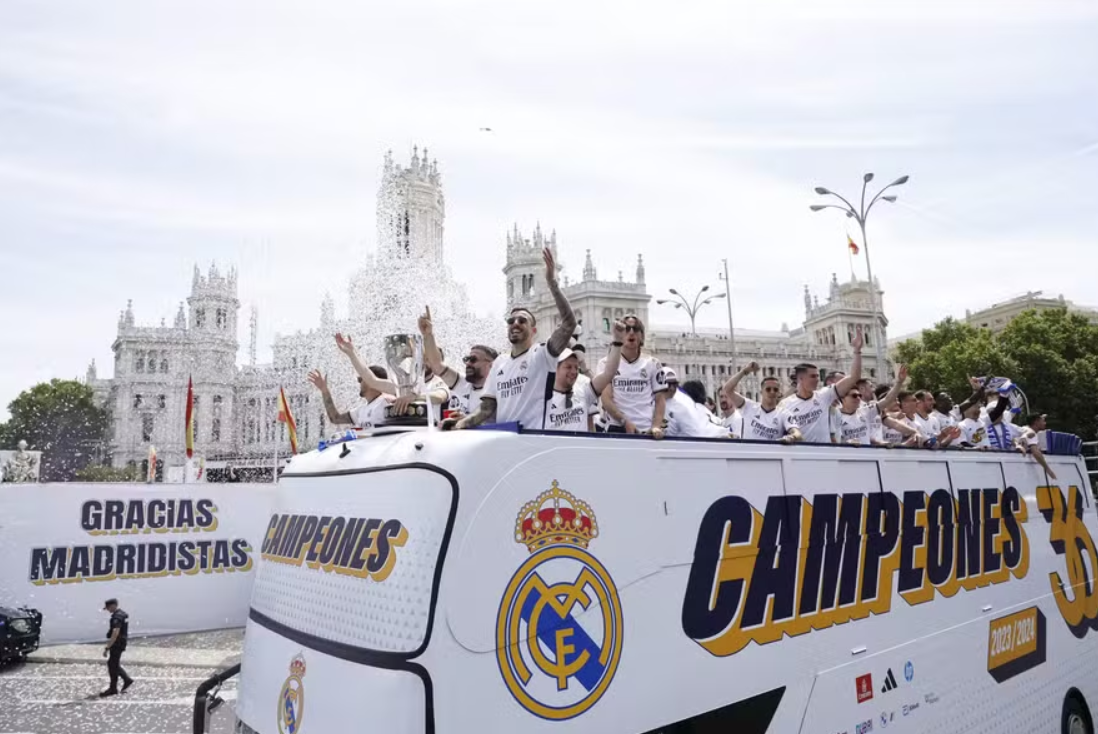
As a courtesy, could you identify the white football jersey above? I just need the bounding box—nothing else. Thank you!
[446,375,485,416]
[483,343,557,429]
[597,353,666,431]
[839,404,877,445]
[779,386,839,444]
[722,409,744,438]
[739,400,789,442]
[959,417,990,448]
[348,395,389,429]
[913,413,942,443]
[544,381,598,432]
[665,390,727,438]
[933,410,957,430]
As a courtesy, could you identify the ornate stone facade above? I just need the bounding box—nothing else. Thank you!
[88,149,893,475]
[88,148,497,476]
[512,232,893,401]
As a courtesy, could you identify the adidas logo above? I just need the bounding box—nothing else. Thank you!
[881,668,899,693]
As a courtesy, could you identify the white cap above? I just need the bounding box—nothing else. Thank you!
[662,367,679,382]
[557,348,578,363]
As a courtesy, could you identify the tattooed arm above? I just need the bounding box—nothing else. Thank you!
[446,396,497,431]
[541,247,577,358]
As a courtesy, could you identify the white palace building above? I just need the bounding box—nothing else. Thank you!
[87,149,891,477]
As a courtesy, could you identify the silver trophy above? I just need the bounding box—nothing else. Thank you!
[383,333,429,425]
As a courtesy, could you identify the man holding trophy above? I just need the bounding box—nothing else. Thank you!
[380,332,451,425]
[444,246,577,431]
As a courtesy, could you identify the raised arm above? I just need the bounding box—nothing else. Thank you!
[591,322,625,394]
[834,331,864,398]
[882,414,917,438]
[721,362,759,410]
[418,306,460,389]
[308,370,352,425]
[335,333,399,395]
[877,364,908,411]
[542,247,577,357]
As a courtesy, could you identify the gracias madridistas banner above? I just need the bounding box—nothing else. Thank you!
[0,483,276,644]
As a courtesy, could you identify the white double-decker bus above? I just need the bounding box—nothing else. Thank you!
[219,427,1098,734]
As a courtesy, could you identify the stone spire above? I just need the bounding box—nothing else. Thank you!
[636,254,646,284]
[583,249,597,281]
[124,299,135,327]
[804,285,812,317]
[86,359,97,382]
[174,302,186,329]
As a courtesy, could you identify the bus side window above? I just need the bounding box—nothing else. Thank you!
[638,686,785,734]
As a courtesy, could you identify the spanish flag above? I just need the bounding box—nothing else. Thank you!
[277,386,299,455]
[848,234,860,256]
[184,376,195,459]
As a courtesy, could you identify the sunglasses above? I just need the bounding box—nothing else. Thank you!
[849,393,862,400]
[506,316,529,326]
[763,386,781,394]
[462,355,479,364]
[624,324,643,333]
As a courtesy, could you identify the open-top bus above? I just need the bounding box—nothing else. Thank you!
[210,425,1098,734]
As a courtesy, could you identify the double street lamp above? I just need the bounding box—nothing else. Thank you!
[810,172,909,379]
[657,285,726,336]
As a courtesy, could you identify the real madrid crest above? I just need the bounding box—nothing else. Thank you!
[496,481,623,721]
[278,653,307,734]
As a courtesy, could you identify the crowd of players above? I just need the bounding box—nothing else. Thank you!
[306,247,1056,477]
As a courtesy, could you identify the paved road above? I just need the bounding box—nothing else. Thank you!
[0,630,243,734]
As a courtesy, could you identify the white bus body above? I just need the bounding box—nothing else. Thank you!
[232,428,1098,734]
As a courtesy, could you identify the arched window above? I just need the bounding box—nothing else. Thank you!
[160,357,169,373]
[135,351,145,373]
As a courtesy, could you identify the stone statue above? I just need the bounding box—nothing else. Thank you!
[2,440,40,483]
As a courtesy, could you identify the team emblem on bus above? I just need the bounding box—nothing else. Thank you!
[278,654,306,734]
[496,481,624,721]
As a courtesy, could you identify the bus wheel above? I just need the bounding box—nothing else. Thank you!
[1063,690,1093,734]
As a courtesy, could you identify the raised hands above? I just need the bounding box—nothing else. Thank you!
[543,247,557,285]
[418,305,434,336]
[334,333,356,357]
[307,369,328,392]
[852,329,865,352]
[897,364,909,383]
[611,319,627,342]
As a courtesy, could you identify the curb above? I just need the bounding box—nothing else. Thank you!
[25,654,240,670]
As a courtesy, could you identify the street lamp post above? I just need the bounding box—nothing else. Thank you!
[810,172,909,380]
[718,259,737,370]
[656,285,727,336]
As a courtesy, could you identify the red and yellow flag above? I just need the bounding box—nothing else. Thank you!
[848,234,860,256]
[184,376,195,459]
[277,386,298,455]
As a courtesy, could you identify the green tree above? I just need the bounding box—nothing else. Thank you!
[893,307,1098,439]
[0,379,109,481]
[996,309,1098,440]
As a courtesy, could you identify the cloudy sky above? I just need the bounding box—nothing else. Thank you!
[2,0,1097,417]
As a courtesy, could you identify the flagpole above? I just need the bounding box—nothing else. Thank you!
[847,240,856,281]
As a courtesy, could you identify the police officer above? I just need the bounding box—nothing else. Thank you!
[100,598,134,696]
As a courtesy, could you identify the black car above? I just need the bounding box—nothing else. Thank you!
[0,605,43,665]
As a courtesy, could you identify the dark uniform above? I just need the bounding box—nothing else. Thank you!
[101,598,134,696]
